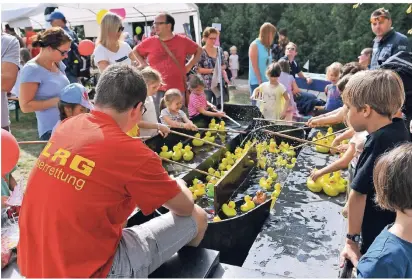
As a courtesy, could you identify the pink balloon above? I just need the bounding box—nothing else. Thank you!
[109,8,126,19]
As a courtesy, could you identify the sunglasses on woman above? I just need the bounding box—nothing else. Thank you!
[53,47,71,56]
[118,26,125,32]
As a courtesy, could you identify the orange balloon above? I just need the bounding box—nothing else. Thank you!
[78,40,95,56]
[1,129,19,176]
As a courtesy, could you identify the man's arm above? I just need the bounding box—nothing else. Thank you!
[132,42,149,68]
[1,36,20,92]
[185,45,202,73]
[164,179,194,217]
[297,71,312,84]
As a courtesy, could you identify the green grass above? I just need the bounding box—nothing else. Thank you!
[9,106,43,183]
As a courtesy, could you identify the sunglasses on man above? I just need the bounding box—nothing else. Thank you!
[370,16,389,24]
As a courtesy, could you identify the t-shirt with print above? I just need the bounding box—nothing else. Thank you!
[1,34,20,127]
[351,118,410,253]
[160,108,186,125]
[357,225,412,278]
[139,96,158,138]
[135,35,199,92]
[19,61,69,138]
[93,41,132,67]
[188,91,208,118]
[17,110,181,278]
[324,84,342,111]
[257,82,287,120]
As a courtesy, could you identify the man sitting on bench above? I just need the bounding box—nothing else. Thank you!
[17,64,208,278]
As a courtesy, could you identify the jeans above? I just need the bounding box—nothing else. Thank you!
[250,84,259,106]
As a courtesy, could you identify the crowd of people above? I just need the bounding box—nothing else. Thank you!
[0,6,411,278]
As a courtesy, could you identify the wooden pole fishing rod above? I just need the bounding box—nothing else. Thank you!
[161,157,213,177]
[253,118,308,125]
[277,126,312,134]
[292,127,349,149]
[263,130,340,152]
[169,130,226,149]
[196,127,246,134]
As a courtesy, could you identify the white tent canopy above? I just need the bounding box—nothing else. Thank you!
[1,3,202,44]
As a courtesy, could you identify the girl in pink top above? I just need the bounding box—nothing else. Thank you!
[188,75,226,119]
[278,59,300,120]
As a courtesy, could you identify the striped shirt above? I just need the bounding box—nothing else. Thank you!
[189,91,208,118]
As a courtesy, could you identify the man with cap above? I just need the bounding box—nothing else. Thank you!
[370,8,410,70]
[47,10,80,83]
[53,83,94,133]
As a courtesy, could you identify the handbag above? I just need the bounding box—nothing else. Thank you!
[158,37,190,107]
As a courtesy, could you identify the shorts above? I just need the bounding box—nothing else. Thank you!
[107,212,197,278]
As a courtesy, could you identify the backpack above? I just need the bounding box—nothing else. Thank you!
[380,51,412,117]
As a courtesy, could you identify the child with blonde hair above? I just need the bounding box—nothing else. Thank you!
[126,67,170,138]
[314,62,343,113]
[229,45,239,85]
[251,62,290,120]
[159,89,197,130]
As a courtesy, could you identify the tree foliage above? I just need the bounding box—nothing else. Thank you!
[197,3,411,74]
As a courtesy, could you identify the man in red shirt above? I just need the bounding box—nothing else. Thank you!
[133,12,202,117]
[17,64,208,278]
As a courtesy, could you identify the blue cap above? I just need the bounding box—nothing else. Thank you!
[60,83,94,110]
[46,11,66,22]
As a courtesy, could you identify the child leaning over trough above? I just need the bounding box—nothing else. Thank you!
[188,75,226,119]
[159,89,198,130]
[357,143,412,278]
[339,70,410,268]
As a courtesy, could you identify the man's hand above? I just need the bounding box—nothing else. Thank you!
[158,124,170,137]
[340,242,361,268]
[306,77,313,84]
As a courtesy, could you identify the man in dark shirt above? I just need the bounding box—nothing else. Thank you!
[340,70,410,268]
[370,8,410,70]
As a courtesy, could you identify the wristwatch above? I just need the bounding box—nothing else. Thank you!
[346,233,361,243]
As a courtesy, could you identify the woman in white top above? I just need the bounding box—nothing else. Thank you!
[93,12,141,72]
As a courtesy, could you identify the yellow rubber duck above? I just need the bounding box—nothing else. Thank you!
[272,188,281,198]
[204,131,215,143]
[192,133,204,146]
[209,119,216,129]
[241,195,256,212]
[291,158,297,164]
[259,177,270,190]
[286,162,295,169]
[331,172,347,193]
[172,146,182,161]
[270,192,278,209]
[183,145,194,161]
[208,167,216,175]
[258,157,267,169]
[323,182,339,197]
[213,171,221,178]
[213,216,221,222]
[194,183,206,197]
[159,145,173,159]
[177,142,183,149]
[315,139,330,154]
[285,149,296,157]
[307,176,323,192]
[218,121,226,131]
[275,183,281,192]
[222,201,237,217]
[219,162,227,171]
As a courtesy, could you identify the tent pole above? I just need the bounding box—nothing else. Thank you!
[133,7,148,37]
